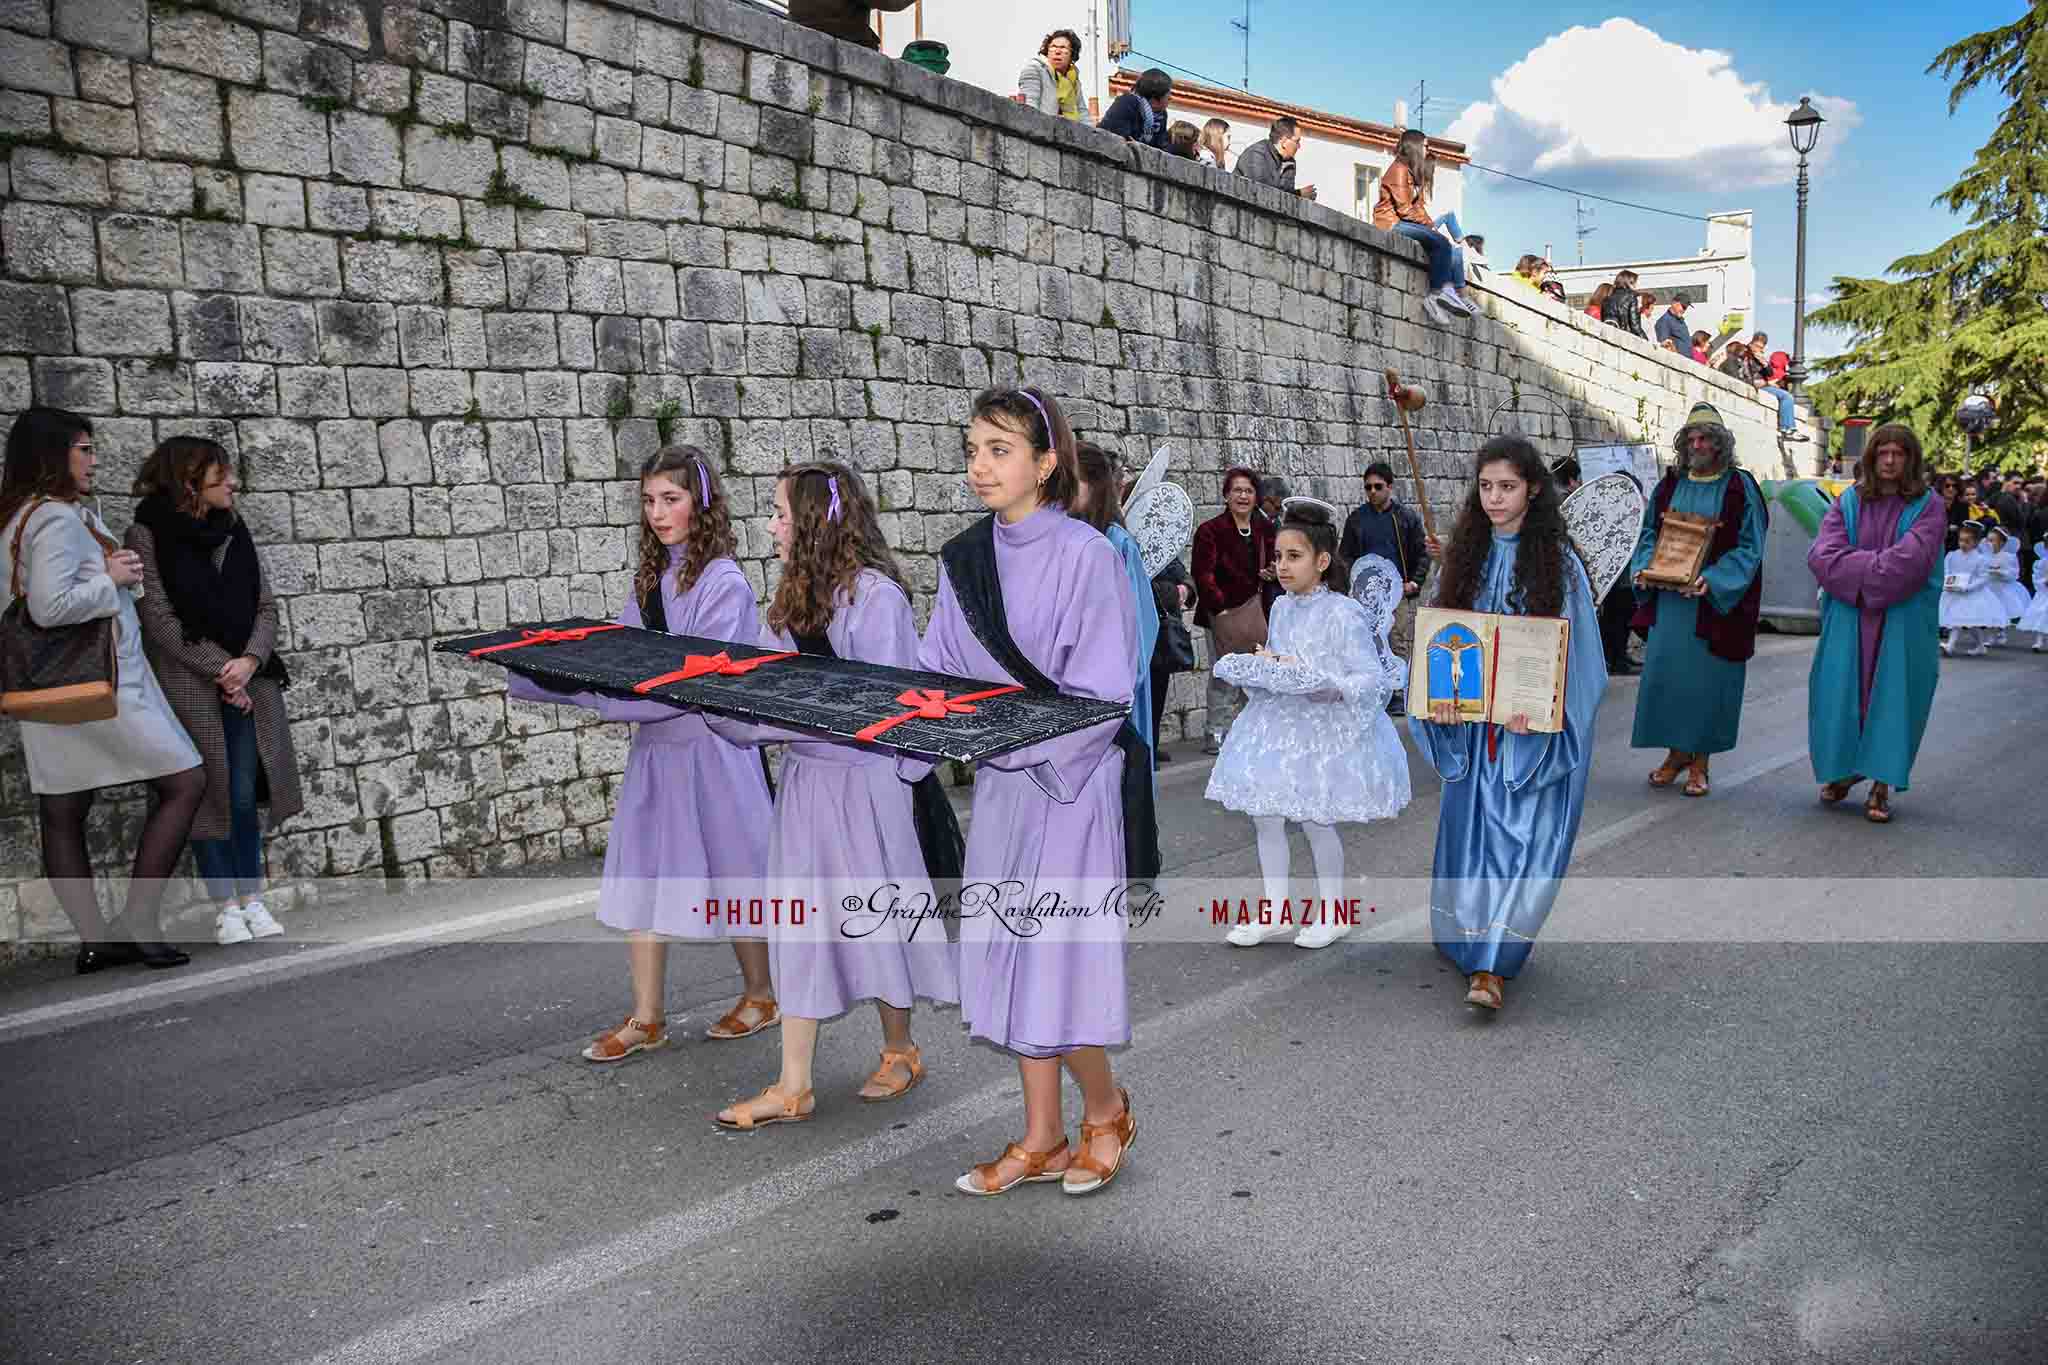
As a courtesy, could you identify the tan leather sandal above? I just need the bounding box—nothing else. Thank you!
[1820,775,1864,804]
[1682,756,1711,798]
[1062,1087,1137,1195]
[856,1046,925,1103]
[1465,972,1505,1010]
[1648,750,1689,788]
[1865,783,1893,824]
[714,1083,814,1131]
[954,1138,1070,1195]
[582,1015,667,1063]
[705,995,780,1040]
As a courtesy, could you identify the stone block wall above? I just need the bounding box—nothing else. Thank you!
[0,0,1818,940]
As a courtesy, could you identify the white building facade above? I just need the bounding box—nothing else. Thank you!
[1547,213,1757,344]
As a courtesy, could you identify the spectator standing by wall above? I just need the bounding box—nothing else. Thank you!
[1101,68,1172,149]
[1691,330,1712,363]
[1373,129,1472,325]
[126,437,304,947]
[1586,282,1613,321]
[1166,120,1201,159]
[1148,559,1194,764]
[1198,118,1232,169]
[1234,116,1318,202]
[1654,297,1692,354]
[1192,468,1276,753]
[1017,30,1091,124]
[1338,462,1430,714]
[0,408,205,973]
[1601,270,1647,337]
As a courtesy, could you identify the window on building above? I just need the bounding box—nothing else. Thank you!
[1354,165,1380,219]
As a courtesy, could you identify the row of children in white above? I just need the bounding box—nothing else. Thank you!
[504,385,1140,1198]
[1941,522,2045,655]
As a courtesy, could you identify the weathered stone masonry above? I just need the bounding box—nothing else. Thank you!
[0,0,1817,941]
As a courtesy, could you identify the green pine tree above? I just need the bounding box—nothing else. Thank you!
[1809,6,2048,470]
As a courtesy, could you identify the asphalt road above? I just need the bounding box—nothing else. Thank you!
[1,634,2042,1365]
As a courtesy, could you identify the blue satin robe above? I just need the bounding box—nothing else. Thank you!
[1106,522,1159,759]
[1408,532,1609,978]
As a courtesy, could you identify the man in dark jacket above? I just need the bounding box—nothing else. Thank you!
[785,0,916,49]
[1653,297,1692,354]
[1234,116,1318,201]
[1339,462,1429,712]
[1101,68,1172,149]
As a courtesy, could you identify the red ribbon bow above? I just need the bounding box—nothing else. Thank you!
[468,624,625,658]
[633,651,798,693]
[854,685,1023,744]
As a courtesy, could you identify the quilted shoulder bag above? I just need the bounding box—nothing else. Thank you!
[0,499,119,724]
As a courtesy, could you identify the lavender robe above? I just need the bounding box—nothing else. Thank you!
[506,552,771,936]
[909,506,1137,1056]
[704,569,959,1018]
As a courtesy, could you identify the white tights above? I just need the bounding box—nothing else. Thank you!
[1252,816,1345,909]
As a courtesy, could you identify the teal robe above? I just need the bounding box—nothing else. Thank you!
[1628,468,1766,755]
[1408,533,1608,978]
[1807,487,1944,790]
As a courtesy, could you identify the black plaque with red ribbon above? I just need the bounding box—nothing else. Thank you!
[436,619,1130,764]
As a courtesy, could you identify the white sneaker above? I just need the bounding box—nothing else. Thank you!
[1225,922,1293,948]
[215,907,254,946]
[1941,639,1955,657]
[1967,644,1988,657]
[1293,921,1352,950]
[240,900,284,939]
[1421,294,1451,325]
[1435,284,1474,317]
[2032,637,2043,652]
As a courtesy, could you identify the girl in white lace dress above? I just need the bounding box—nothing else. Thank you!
[1939,521,2004,656]
[1205,501,1411,948]
[1981,526,2027,643]
[2018,551,2048,651]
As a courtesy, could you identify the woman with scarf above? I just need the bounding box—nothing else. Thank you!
[126,436,303,946]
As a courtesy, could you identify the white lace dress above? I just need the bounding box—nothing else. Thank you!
[1984,547,2029,621]
[1204,586,1412,825]
[1938,548,2007,629]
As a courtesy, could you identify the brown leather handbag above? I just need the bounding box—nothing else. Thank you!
[0,500,119,724]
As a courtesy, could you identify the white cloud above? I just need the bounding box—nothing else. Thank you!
[1444,19,1858,192]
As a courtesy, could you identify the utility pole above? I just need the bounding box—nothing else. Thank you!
[1230,0,1251,90]
[1575,199,1596,266]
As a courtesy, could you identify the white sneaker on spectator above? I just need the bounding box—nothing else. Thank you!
[240,900,285,939]
[215,906,254,946]
[1435,285,1475,317]
[1422,294,1452,325]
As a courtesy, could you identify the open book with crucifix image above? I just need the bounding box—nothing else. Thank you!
[1409,608,1572,734]
[437,620,1129,764]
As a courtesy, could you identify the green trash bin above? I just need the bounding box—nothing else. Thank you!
[901,40,950,75]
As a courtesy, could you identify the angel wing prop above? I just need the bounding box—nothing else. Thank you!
[1126,446,1172,507]
[1126,481,1195,578]
[1562,471,1649,598]
[1348,553,1404,687]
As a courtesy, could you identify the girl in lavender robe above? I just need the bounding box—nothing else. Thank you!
[505,448,776,1061]
[918,387,1141,1198]
[710,463,960,1130]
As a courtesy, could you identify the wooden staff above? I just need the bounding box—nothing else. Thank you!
[1384,369,1438,544]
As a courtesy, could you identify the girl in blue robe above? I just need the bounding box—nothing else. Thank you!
[1074,443,1160,763]
[1409,435,1609,1012]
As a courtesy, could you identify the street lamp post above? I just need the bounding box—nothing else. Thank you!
[1784,97,1825,393]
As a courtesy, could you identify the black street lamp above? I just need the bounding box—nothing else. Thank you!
[1784,97,1825,393]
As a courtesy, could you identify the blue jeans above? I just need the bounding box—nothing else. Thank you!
[1393,221,1465,293]
[1759,385,1796,432]
[191,703,265,902]
[1434,212,1466,241]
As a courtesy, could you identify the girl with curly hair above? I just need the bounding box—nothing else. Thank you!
[505,447,777,1060]
[1409,435,1609,1013]
[708,462,962,1130]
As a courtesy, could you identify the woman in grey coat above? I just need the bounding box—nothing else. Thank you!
[1017,29,1091,123]
[126,436,303,947]
[1,408,203,972]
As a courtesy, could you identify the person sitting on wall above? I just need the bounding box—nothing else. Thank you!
[1102,68,1173,149]
[1235,115,1318,202]
[1167,120,1202,160]
[785,0,916,50]
[1373,129,1473,325]
[1198,117,1232,169]
[1744,332,1809,444]
[1654,296,1692,354]
[1690,329,1712,363]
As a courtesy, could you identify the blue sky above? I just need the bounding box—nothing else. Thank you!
[1124,1,2020,353]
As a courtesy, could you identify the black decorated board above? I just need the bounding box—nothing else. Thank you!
[436,619,1130,764]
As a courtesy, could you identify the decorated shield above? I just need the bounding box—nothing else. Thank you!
[1126,481,1195,578]
[1348,553,1404,684]
[1126,445,1172,506]
[1562,471,1648,598]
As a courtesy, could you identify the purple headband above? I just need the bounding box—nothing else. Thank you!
[692,458,710,505]
[1014,389,1052,445]
[825,474,842,523]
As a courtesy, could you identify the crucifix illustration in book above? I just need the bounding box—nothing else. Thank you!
[1425,621,1488,721]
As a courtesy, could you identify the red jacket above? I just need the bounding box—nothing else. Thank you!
[1192,511,1275,627]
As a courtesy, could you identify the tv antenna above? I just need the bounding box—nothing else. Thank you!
[1230,0,1252,90]
[1575,199,1597,265]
